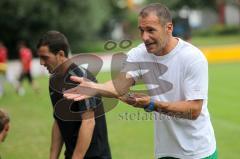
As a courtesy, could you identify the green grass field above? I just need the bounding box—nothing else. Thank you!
[78,34,240,53]
[0,62,240,159]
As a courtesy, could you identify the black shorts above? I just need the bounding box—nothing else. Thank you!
[19,72,33,83]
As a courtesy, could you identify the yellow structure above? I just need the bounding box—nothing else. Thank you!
[201,44,240,63]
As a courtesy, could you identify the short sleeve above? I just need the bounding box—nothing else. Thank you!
[74,96,102,112]
[68,65,102,111]
[121,49,142,82]
[184,60,208,100]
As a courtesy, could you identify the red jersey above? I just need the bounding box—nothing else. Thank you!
[0,46,7,63]
[19,47,32,72]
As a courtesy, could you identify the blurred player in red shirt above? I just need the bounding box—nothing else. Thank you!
[16,41,38,95]
[0,41,8,97]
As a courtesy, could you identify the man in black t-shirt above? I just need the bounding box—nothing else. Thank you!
[37,31,111,159]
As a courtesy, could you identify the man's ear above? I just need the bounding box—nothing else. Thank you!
[165,22,173,34]
[57,50,65,57]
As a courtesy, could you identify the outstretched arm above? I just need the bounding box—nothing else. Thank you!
[64,72,134,101]
[120,93,203,120]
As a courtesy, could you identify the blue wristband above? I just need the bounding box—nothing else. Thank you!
[144,99,155,112]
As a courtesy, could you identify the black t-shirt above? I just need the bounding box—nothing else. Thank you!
[49,64,111,159]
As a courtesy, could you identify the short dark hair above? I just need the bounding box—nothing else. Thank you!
[37,31,70,57]
[139,3,172,26]
[0,109,10,132]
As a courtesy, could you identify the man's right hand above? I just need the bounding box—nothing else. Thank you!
[63,76,98,101]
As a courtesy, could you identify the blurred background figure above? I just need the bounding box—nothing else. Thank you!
[0,41,8,98]
[0,108,10,142]
[173,17,191,42]
[16,41,38,96]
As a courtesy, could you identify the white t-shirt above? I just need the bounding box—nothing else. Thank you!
[124,38,216,159]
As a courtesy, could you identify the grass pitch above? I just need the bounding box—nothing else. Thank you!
[0,62,240,159]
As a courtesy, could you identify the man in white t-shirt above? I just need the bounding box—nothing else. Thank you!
[64,3,217,159]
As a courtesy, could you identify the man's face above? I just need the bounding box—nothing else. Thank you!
[138,13,172,55]
[37,46,62,74]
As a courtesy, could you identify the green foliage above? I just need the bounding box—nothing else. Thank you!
[0,0,112,58]
[145,0,217,10]
[193,25,240,37]
[123,10,139,39]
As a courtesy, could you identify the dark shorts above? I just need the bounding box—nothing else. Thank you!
[19,72,33,83]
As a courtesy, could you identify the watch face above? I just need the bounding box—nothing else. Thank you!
[144,100,155,112]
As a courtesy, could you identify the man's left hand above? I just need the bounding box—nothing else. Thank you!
[119,93,151,108]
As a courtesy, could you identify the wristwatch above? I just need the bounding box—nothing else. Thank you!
[144,99,155,112]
